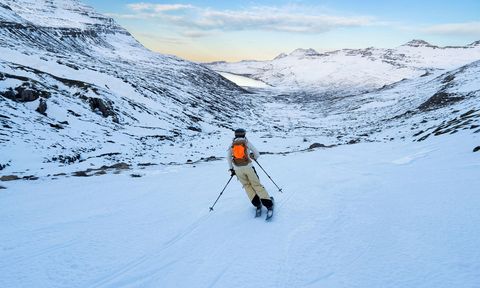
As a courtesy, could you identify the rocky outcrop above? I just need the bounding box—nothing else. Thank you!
[1,86,49,102]
[87,97,119,123]
[36,98,47,115]
[309,143,327,149]
[0,175,20,181]
[418,92,464,111]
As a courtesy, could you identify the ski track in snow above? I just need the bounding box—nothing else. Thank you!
[391,149,436,165]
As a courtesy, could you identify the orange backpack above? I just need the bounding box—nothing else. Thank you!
[231,138,250,166]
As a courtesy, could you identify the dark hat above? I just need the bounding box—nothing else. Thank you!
[234,128,246,137]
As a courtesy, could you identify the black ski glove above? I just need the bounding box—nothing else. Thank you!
[229,169,236,176]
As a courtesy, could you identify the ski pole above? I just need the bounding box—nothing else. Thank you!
[253,159,283,193]
[209,175,234,212]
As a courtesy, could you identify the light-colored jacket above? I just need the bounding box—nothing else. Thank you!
[227,137,260,169]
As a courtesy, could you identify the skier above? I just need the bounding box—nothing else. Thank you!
[227,128,274,218]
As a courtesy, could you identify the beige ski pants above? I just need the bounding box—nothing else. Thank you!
[234,165,270,201]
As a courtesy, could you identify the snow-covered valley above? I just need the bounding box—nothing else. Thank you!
[206,40,480,94]
[1,0,480,287]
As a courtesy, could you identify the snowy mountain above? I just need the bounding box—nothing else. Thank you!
[0,0,254,175]
[206,40,480,93]
[0,0,479,180]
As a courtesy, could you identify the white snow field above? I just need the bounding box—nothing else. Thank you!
[218,72,270,88]
[1,132,479,288]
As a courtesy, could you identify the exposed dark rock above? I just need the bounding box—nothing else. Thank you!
[413,130,424,137]
[138,162,157,167]
[0,185,6,189]
[49,123,64,129]
[420,71,432,77]
[185,114,202,123]
[23,175,39,180]
[347,139,361,145]
[139,135,174,142]
[442,74,455,83]
[110,162,130,169]
[204,156,219,162]
[18,89,39,102]
[187,126,202,132]
[0,175,20,181]
[88,97,118,122]
[67,109,81,117]
[79,152,121,163]
[418,92,464,111]
[36,98,47,115]
[53,173,67,176]
[72,171,90,177]
[309,143,327,149]
[402,39,437,48]
[2,89,16,100]
[474,146,480,153]
[59,121,69,125]
[2,86,50,103]
[130,174,142,178]
[51,154,81,164]
[95,170,107,175]
[460,109,476,118]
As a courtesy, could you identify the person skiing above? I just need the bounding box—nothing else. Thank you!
[227,128,274,218]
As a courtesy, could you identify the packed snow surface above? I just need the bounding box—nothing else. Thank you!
[1,133,479,288]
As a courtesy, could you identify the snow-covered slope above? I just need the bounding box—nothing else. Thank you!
[1,132,479,288]
[243,59,480,150]
[0,0,253,175]
[0,0,479,181]
[206,40,480,93]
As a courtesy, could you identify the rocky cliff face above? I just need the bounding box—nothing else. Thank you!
[0,0,253,175]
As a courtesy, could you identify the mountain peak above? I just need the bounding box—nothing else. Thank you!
[468,40,480,47]
[402,39,436,48]
[274,53,288,60]
[289,48,320,57]
[1,0,112,29]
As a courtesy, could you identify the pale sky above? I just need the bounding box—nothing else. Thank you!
[83,0,480,62]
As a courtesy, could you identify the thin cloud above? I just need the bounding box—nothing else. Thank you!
[127,3,194,12]
[422,22,480,36]
[134,32,187,45]
[182,30,213,38]
[119,3,376,36]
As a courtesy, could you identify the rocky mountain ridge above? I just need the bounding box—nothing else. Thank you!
[206,39,480,93]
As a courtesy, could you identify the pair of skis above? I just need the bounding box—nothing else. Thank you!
[255,197,274,221]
